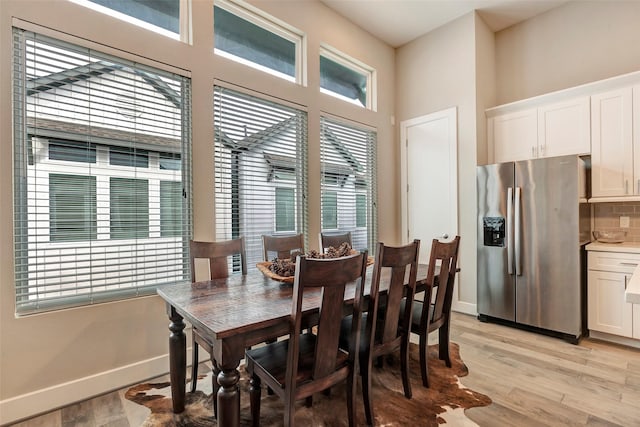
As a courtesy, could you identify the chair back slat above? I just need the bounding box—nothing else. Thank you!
[423,236,460,326]
[262,234,305,261]
[288,252,368,384]
[319,231,352,252]
[189,237,247,281]
[368,240,420,349]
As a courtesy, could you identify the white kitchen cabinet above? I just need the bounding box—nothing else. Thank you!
[587,250,639,338]
[588,270,634,337]
[591,87,634,197]
[489,108,538,163]
[489,97,590,164]
[537,97,590,158]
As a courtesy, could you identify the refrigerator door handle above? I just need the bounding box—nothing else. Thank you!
[514,187,522,276]
[507,187,514,275]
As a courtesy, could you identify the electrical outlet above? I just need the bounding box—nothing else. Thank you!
[620,216,630,228]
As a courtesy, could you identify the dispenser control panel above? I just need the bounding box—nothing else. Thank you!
[483,217,505,247]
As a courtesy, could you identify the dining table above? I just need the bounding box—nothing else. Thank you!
[156,262,431,427]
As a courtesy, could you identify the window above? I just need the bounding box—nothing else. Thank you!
[49,174,97,242]
[356,193,367,228]
[214,0,304,83]
[71,0,182,39]
[160,180,182,237]
[275,187,295,232]
[13,29,192,313]
[320,45,375,109]
[110,178,149,239]
[320,116,377,252]
[214,85,307,267]
[322,191,338,230]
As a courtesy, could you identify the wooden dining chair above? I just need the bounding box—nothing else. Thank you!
[408,236,460,388]
[262,233,305,261]
[319,231,352,252]
[340,239,420,426]
[189,237,247,405]
[245,251,369,427]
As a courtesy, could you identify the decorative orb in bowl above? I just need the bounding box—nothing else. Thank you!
[593,230,627,243]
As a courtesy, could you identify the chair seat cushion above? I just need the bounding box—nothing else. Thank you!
[399,298,434,332]
[246,333,349,387]
[339,313,369,354]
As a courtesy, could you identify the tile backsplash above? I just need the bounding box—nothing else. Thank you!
[593,202,640,243]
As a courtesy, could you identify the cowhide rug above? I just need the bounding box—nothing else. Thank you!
[125,343,491,426]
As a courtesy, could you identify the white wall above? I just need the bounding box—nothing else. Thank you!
[0,0,395,423]
[495,0,640,104]
[396,12,480,313]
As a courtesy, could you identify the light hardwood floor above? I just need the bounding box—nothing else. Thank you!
[9,313,640,426]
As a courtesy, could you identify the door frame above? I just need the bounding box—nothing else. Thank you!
[400,107,458,247]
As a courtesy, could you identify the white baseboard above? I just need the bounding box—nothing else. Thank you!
[0,347,200,426]
[588,330,640,349]
[452,300,476,316]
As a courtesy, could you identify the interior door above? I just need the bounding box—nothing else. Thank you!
[401,107,458,264]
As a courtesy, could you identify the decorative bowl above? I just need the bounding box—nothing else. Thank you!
[593,230,627,243]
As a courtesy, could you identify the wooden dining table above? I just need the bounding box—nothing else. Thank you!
[157,262,430,427]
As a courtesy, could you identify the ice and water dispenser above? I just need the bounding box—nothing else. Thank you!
[483,217,505,247]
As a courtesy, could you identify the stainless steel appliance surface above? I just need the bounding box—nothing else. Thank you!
[477,155,590,343]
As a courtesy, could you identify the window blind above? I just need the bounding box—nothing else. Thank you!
[13,28,192,314]
[320,116,377,253]
[214,85,308,266]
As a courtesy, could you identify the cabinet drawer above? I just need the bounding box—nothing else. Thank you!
[588,251,640,273]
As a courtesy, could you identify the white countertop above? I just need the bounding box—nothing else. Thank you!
[586,241,640,253]
[585,241,640,303]
[627,264,640,304]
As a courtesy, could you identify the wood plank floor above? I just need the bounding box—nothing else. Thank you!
[10,312,640,426]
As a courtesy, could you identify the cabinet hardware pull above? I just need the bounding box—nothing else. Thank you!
[626,179,629,194]
[637,179,639,194]
[619,262,638,266]
[625,275,628,290]
[531,146,535,157]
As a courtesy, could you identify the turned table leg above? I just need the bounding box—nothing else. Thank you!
[168,305,186,413]
[217,367,241,427]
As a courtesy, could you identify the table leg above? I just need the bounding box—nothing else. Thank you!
[168,305,186,413]
[217,366,241,427]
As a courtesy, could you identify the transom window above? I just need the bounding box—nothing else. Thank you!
[214,0,304,84]
[13,28,192,314]
[320,45,375,110]
[70,0,183,40]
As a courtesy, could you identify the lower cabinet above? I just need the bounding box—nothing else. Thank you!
[587,270,634,337]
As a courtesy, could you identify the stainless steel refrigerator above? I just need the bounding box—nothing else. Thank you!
[477,155,590,343]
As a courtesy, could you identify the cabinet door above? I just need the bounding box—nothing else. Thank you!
[633,86,640,195]
[591,87,633,197]
[588,270,633,337]
[634,304,640,340]
[490,109,538,163]
[538,97,590,158]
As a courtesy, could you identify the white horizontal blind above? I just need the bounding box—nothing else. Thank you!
[13,28,192,314]
[320,116,377,253]
[214,85,308,266]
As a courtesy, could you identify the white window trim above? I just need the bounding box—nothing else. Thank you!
[214,0,307,85]
[319,44,377,111]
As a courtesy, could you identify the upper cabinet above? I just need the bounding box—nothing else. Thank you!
[591,87,634,198]
[538,97,591,158]
[488,96,590,164]
[489,108,537,163]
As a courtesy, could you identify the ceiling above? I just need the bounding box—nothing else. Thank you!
[320,0,570,47]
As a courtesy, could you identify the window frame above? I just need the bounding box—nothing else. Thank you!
[214,0,306,85]
[319,44,376,110]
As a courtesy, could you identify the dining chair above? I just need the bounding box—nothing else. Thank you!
[262,233,305,261]
[408,235,460,388]
[340,239,420,426]
[245,251,369,427]
[319,231,352,252]
[189,237,247,408]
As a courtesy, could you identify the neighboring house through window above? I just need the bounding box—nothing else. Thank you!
[320,116,377,252]
[13,28,192,313]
